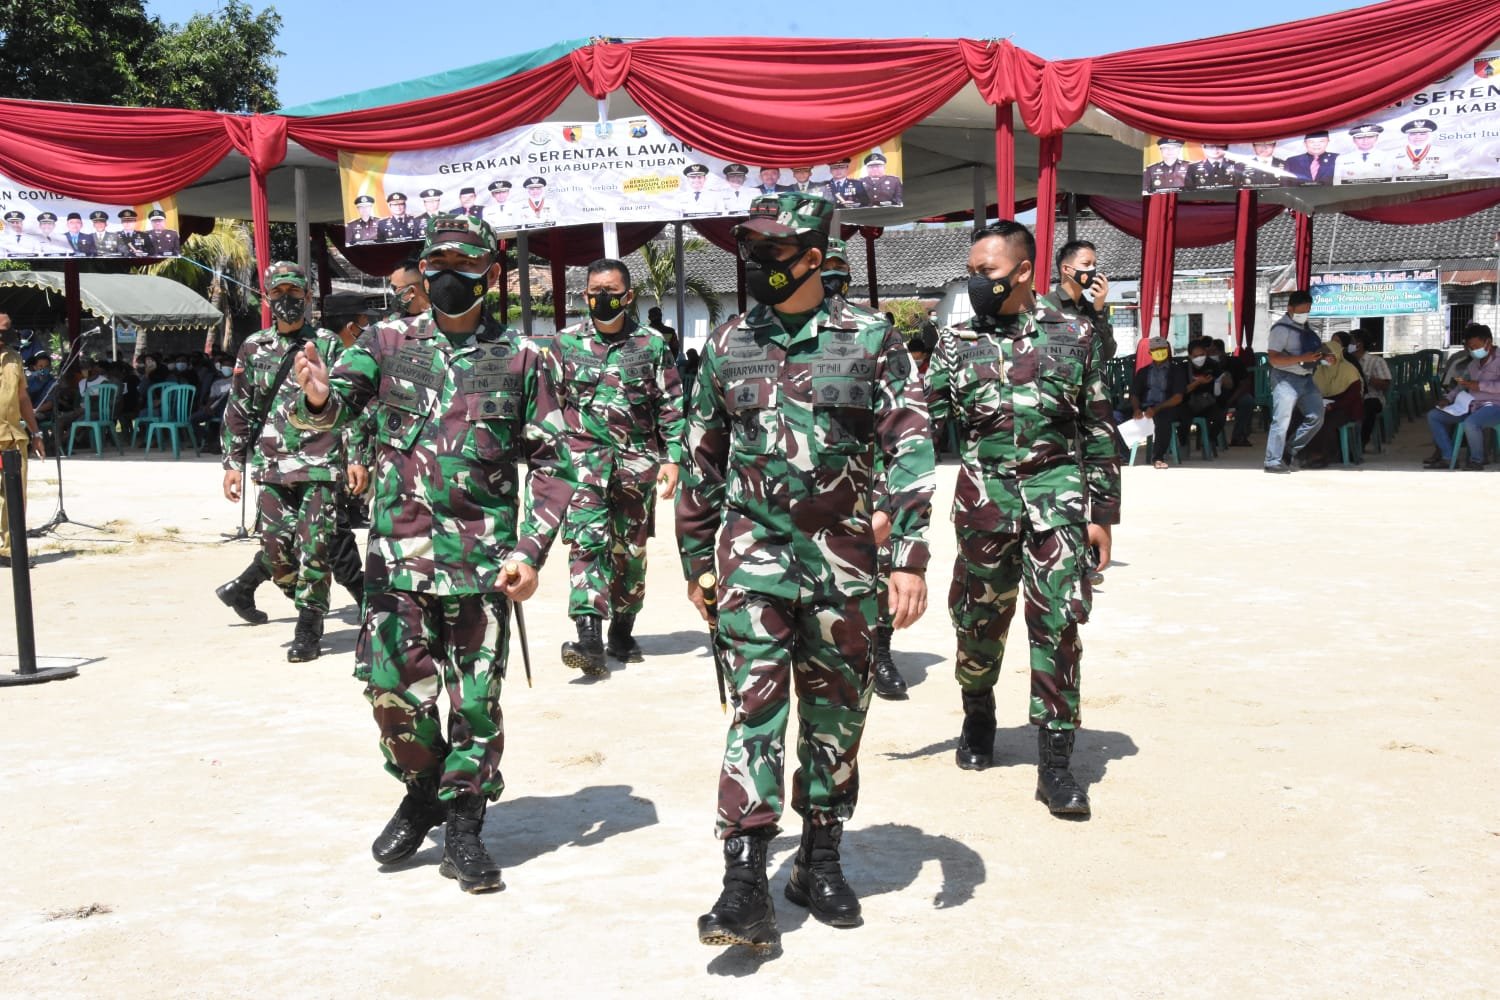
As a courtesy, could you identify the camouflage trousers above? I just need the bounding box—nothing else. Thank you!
[875,542,893,627]
[948,523,1092,730]
[356,588,511,802]
[258,480,336,613]
[715,587,875,838]
[566,466,657,619]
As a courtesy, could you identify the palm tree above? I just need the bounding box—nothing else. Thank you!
[142,219,256,352]
[637,236,722,328]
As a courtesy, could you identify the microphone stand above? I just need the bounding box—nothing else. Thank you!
[27,335,106,537]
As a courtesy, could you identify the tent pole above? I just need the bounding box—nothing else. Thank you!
[596,97,620,261]
[972,164,986,233]
[518,232,532,336]
[1067,193,1078,243]
[64,261,82,352]
[674,222,686,343]
[865,230,879,311]
[295,168,310,317]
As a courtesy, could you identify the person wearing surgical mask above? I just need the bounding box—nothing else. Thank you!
[1131,336,1190,468]
[927,219,1118,821]
[1182,338,1228,452]
[1425,322,1500,469]
[1262,290,1328,473]
[551,257,685,676]
[289,214,586,894]
[1041,239,1117,359]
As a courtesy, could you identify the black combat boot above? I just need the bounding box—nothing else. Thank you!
[784,820,862,927]
[286,607,324,662]
[561,616,607,676]
[698,830,779,948]
[371,775,444,864]
[215,558,271,625]
[605,612,643,663]
[955,688,996,770]
[438,794,503,893]
[1036,727,1091,818]
[871,623,908,700]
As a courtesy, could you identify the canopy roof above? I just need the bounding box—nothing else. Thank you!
[0,273,222,331]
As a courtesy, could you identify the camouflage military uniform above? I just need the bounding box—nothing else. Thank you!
[1038,290,1117,363]
[678,297,936,836]
[223,324,358,615]
[290,311,583,801]
[927,306,1121,731]
[555,316,684,619]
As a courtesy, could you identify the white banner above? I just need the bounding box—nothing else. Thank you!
[0,177,181,258]
[1144,50,1500,193]
[338,117,904,244]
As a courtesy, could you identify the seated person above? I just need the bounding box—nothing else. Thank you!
[190,353,235,450]
[26,354,56,418]
[1183,338,1228,453]
[1425,322,1500,470]
[1211,338,1257,446]
[1349,331,1390,447]
[1299,331,1364,469]
[1131,336,1189,468]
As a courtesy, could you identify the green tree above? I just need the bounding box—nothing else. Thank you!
[0,1,159,105]
[144,219,257,352]
[883,299,931,336]
[146,2,282,113]
[636,238,722,329]
[0,1,281,112]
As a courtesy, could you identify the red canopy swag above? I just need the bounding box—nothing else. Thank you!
[0,0,1492,329]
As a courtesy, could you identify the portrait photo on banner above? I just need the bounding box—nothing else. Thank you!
[0,175,181,260]
[337,116,904,246]
[1141,49,1500,195]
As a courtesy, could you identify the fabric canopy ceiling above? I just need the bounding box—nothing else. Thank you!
[0,272,222,331]
[0,0,1495,299]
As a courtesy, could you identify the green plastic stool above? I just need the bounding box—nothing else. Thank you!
[1129,425,1181,466]
[1336,422,1362,466]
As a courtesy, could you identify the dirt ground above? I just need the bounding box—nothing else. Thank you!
[0,432,1496,1000]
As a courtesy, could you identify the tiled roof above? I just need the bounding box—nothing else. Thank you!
[555,205,1500,298]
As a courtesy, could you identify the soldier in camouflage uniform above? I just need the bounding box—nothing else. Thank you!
[289,214,585,894]
[1039,239,1117,362]
[554,258,685,675]
[679,193,936,947]
[927,220,1121,819]
[216,262,367,662]
[819,238,908,700]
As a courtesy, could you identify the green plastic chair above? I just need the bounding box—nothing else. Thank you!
[1187,416,1218,459]
[1128,424,1181,466]
[1336,422,1362,466]
[144,384,198,459]
[66,382,122,456]
[1252,362,1272,430]
[132,382,171,447]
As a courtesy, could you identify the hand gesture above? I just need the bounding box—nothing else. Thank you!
[294,341,330,409]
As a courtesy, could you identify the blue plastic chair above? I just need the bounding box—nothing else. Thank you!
[1336,423,1362,466]
[132,382,171,447]
[1128,425,1181,466]
[144,384,198,459]
[67,383,122,456]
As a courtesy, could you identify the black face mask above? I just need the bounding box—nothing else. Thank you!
[1071,267,1097,290]
[967,265,1021,325]
[743,245,817,307]
[821,269,850,300]
[587,290,629,325]
[270,295,304,324]
[424,268,487,318]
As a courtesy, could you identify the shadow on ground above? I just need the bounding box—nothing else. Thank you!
[880,726,1140,793]
[383,783,659,874]
[706,821,985,975]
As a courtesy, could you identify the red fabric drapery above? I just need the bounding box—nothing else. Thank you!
[1032,135,1062,294]
[600,38,970,165]
[994,105,1016,222]
[1137,193,1177,367]
[1342,185,1500,224]
[1232,190,1258,353]
[1088,0,1500,141]
[1088,195,1282,247]
[524,222,669,265]
[284,57,581,160]
[687,216,746,256]
[1293,212,1313,290]
[958,39,1090,138]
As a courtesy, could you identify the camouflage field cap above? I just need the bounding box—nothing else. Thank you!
[263,261,307,291]
[423,213,498,258]
[733,192,835,241]
[824,237,849,266]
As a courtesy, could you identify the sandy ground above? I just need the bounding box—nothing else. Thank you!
[0,430,1496,1000]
